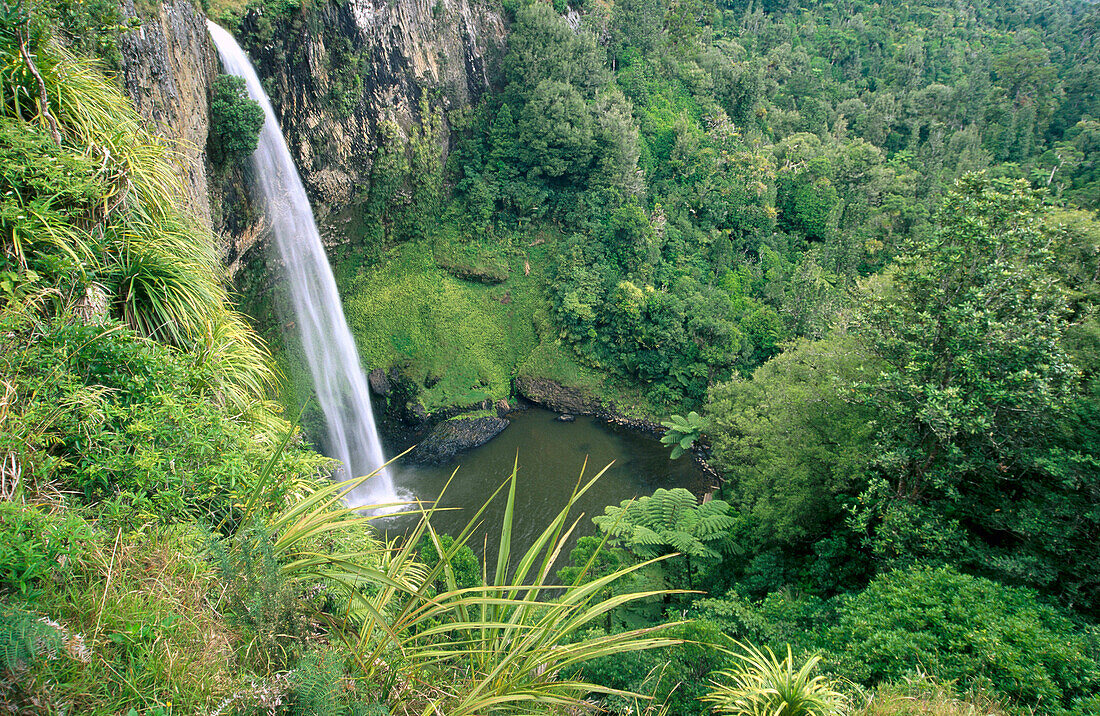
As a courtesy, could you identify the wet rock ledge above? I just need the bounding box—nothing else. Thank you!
[408,415,509,465]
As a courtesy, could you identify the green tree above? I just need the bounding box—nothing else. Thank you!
[707,337,878,549]
[594,488,734,589]
[828,565,1100,710]
[208,74,265,165]
[853,175,1082,578]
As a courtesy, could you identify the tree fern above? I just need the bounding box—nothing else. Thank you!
[0,602,62,672]
[595,488,735,589]
[660,412,709,459]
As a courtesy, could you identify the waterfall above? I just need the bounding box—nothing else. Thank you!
[208,22,396,507]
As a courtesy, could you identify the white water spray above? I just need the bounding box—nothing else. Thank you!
[208,22,396,507]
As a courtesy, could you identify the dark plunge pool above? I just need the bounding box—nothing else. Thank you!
[371,408,709,563]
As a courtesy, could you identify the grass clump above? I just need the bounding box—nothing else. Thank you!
[703,642,847,716]
[855,676,1014,716]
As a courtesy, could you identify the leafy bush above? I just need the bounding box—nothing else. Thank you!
[209,74,265,165]
[828,565,1100,710]
[0,307,325,523]
[416,532,481,592]
[289,648,389,715]
[210,523,308,670]
[577,620,733,716]
[0,505,89,597]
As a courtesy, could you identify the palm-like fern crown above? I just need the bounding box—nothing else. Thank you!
[594,488,735,559]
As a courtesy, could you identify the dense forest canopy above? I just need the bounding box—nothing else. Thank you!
[2,0,1100,712]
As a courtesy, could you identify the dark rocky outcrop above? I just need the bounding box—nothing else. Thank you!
[368,368,392,396]
[513,376,605,416]
[409,415,509,464]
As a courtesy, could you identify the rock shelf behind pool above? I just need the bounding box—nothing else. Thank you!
[409,416,510,464]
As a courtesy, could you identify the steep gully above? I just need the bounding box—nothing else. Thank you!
[207,22,398,508]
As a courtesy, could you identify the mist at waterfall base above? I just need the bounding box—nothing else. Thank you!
[207,22,397,509]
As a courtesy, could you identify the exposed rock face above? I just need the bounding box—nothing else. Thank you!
[238,0,506,207]
[117,0,218,230]
[513,376,605,416]
[368,368,392,396]
[410,415,509,464]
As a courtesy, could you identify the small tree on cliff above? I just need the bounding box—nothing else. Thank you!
[209,74,264,165]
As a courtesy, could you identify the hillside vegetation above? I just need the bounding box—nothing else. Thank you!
[2,0,1100,713]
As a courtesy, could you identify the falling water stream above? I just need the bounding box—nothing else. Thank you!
[207,22,397,507]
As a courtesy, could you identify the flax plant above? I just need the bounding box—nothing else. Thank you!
[223,444,685,714]
[704,642,847,716]
[308,458,687,715]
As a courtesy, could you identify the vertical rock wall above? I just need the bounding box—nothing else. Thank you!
[237,0,506,207]
[117,0,219,231]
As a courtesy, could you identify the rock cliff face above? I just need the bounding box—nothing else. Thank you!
[237,0,506,207]
[117,0,219,230]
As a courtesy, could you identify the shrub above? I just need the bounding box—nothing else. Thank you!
[578,620,733,716]
[209,74,265,165]
[828,565,1100,710]
[0,308,326,523]
[0,505,89,598]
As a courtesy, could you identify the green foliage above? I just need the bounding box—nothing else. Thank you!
[578,620,733,716]
[691,589,827,658]
[327,461,685,716]
[290,649,388,716]
[416,532,480,592]
[209,522,306,670]
[339,239,531,411]
[853,176,1096,603]
[208,74,265,165]
[0,504,88,597]
[828,565,1100,710]
[0,40,279,421]
[706,337,878,551]
[854,675,1014,716]
[595,488,735,589]
[704,641,847,716]
[0,306,325,521]
[660,411,708,459]
[30,0,134,68]
[0,602,62,672]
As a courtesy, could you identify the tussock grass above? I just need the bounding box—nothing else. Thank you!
[1,37,281,429]
[855,676,1014,716]
[9,524,243,713]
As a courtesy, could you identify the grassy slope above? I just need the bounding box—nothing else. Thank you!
[330,219,663,417]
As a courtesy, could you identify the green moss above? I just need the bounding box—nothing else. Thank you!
[445,409,498,422]
[339,237,541,412]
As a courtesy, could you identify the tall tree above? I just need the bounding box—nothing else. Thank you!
[853,174,1097,606]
